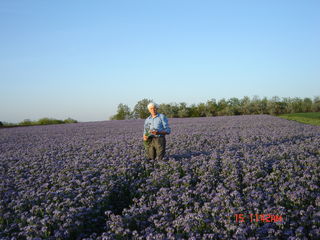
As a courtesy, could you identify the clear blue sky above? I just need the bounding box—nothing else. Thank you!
[1,0,319,123]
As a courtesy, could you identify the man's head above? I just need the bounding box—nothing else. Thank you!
[147,102,158,116]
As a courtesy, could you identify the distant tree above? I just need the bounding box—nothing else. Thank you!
[158,103,174,118]
[249,95,262,114]
[133,99,153,119]
[37,118,64,125]
[291,97,303,113]
[2,121,15,126]
[302,98,313,112]
[19,119,33,126]
[206,99,218,116]
[228,97,241,115]
[196,103,207,117]
[37,118,49,125]
[0,121,3,127]
[266,96,278,115]
[110,103,132,120]
[282,97,293,114]
[171,103,180,118]
[216,99,227,116]
[240,96,250,115]
[110,96,318,120]
[64,118,78,123]
[312,96,320,112]
[189,104,199,117]
[275,102,287,115]
[267,96,287,115]
[177,102,190,118]
[259,97,269,114]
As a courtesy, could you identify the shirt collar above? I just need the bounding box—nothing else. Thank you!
[149,113,159,119]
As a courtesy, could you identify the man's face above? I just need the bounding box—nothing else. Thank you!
[148,106,157,116]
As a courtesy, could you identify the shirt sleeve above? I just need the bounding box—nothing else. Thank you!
[160,114,171,134]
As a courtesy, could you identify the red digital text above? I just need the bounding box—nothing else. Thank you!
[234,214,283,223]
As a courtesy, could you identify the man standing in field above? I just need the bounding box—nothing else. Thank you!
[143,102,171,160]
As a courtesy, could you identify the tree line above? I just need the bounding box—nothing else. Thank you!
[0,117,78,128]
[110,96,320,120]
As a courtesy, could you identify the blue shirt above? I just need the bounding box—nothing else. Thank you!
[144,113,171,137]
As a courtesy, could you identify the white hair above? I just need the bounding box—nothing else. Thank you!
[147,102,158,109]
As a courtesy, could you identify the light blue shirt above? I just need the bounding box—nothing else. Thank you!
[144,113,171,136]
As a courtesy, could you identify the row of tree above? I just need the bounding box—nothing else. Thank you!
[0,117,78,127]
[110,96,320,120]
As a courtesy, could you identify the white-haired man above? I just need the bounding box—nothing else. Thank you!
[143,102,171,160]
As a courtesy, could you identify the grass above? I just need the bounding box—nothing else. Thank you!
[278,112,320,126]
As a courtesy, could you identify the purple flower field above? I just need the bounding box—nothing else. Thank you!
[0,115,319,240]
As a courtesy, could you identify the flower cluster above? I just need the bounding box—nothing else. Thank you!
[0,115,319,239]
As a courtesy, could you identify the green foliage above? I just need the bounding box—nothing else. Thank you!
[278,112,320,126]
[19,119,34,126]
[1,118,79,128]
[132,98,153,119]
[63,118,78,124]
[206,99,218,116]
[111,96,320,120]
[217,98,229,115]
[0,121,3,126]
[158,103,178,118]
[110,103,132,120]
[177,102,190,118]
[37,118,64,125]
[228,97,241,115]
[1,122,16,127]
[312,96,320,112]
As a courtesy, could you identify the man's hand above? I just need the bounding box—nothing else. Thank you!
[143,135,148,141]
[150,130,158,135]
[150,130,166,135]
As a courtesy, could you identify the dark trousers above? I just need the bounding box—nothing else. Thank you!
[144,136,166,160]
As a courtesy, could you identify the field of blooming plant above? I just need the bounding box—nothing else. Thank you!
[0,115,319,240]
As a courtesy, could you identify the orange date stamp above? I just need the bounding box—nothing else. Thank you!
[234,214,283,223]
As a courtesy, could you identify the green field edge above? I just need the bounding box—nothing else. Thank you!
[278,112,320,126]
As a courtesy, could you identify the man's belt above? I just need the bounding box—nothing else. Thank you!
[151,134,164,138]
